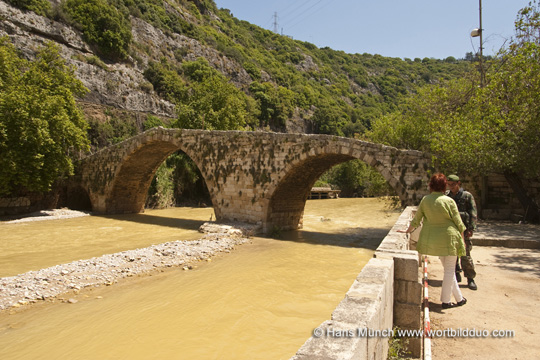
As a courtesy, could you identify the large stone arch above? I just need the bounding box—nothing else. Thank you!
[79,130,218,214]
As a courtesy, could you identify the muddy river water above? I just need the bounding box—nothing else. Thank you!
[0,198,400,359]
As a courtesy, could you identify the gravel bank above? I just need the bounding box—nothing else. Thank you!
[0,221,258,312]
[1,208,90,223]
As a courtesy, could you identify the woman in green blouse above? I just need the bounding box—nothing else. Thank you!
[399,173,467,309]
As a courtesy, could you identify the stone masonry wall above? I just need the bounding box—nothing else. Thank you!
[76,128,433,232]
[449,174,540,221]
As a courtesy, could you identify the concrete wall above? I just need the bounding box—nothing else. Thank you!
[291,207,421,360]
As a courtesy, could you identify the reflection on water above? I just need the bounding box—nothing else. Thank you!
[0,198,400,360]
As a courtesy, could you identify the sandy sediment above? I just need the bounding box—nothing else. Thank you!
[0,215,258,312]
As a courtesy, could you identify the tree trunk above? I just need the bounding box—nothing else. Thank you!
[503,171,540,223]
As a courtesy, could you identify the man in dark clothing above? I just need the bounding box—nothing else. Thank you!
[446,174,478,290]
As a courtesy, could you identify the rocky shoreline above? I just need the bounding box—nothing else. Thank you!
[0,216,258,312]
[1,208,91,223]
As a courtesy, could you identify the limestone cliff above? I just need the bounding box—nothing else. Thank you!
[0,0,258,132]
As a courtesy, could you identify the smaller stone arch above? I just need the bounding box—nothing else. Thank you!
[263,147,412,232]
[60,183,92,211]
[265,153,353,231]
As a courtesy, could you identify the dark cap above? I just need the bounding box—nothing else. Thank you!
[447,174,460,182]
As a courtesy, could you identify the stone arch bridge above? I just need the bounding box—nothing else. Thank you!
[72,128,432,232]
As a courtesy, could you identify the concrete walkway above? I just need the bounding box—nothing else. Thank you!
[426,220,540,360]
[474,220,540,248]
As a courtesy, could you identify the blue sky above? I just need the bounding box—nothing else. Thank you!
[213,0,531,60]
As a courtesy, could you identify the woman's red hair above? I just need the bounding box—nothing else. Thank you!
[429,173,447,192]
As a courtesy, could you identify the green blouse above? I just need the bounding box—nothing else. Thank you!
[410,192,466,257]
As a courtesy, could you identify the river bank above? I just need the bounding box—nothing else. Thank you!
[0,210,256,311]
[0,208,91,223]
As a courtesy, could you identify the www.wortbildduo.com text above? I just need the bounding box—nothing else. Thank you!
[313,327,515,338]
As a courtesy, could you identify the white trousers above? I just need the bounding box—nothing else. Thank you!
[439,255,464,303]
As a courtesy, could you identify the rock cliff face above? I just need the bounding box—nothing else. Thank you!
[0,0,254,127]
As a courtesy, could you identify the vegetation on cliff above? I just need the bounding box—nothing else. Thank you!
[5,0,471,138]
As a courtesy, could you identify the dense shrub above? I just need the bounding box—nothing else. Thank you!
[62,0,132,60]
[5,0,51,17]
[144,61,187,103]
[317,160,393,198]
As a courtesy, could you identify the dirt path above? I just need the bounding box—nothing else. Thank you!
[426,245,540,360]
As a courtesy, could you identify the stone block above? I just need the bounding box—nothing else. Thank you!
[393,302,421,330]
[291,320,368,360]
[394,279,422,305]
[374,250,419,282]
[333,258,393,326]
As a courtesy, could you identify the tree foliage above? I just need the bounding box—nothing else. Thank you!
[249,81,295,129]
[145,162,175,209]
[62,0,132,60]
[171,58,253,130]
[367,1,540,220]
[11,0,473,136]
[0,38,89,195]
[369,1,540,178]
[316,160,393,198]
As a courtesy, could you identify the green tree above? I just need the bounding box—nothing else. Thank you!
[367,1,540,221]
[174,59,249,130]
[311,101,349,136]
[0,38,89,195]
[175,75,248,130]
[317,160,392,197]
[145,162,175,209]
[144,60,187,103]
[249,81,295,129]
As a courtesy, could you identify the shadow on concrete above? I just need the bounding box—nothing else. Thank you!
[428,276,470,289]
[491,250,540,278]
[428,279,442,288]
[428,301,445,314]
[476,220,540,241]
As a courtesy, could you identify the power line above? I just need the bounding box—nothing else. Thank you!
[278,0,314,23]
[281,0,336,32]
[269,0,312,33]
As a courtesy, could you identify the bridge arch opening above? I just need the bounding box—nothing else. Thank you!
[145,151,211,209]
[265,155,403,232]
[106,140,213,214]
